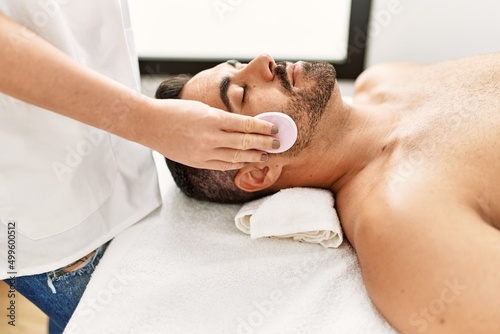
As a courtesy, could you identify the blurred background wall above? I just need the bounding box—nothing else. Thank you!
[366,0,500,66]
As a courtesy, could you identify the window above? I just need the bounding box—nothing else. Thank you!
[130,0,371,78]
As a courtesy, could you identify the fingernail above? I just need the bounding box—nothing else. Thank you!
[272,140,280,149]
[260,153,269,161]
[271,125,279,135]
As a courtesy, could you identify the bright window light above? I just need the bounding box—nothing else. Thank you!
[129,0,352,62]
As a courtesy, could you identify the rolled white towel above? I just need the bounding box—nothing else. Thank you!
[234,187,343,248]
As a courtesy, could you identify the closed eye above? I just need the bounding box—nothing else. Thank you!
[242,85,247,104]
[225,60,248,109]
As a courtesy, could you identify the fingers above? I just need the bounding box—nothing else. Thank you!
[165,107,283,171]
[225,147,269,165]
[200,149,269,171]
[221,132,280,151]
[222,112,278,135]
[190,133,275,170]
[229,148,269,164]
[208,161,245,171]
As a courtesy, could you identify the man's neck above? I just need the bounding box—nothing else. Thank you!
[287,101,401,194]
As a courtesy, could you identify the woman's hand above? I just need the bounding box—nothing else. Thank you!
[139,98,279,170]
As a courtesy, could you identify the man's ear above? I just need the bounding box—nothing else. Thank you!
[234,164,282,192]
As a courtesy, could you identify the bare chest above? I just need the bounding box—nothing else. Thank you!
[339,108,500,238]
[341,56,500,239]
[398,76,500,224]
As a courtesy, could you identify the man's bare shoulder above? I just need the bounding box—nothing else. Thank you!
[353,53,500,103]
[353,62,424,103]
[350,171,473,247]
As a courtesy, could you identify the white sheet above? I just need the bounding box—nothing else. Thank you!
[65,152,396,334]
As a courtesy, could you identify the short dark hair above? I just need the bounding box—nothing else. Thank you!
[156,75,274,204]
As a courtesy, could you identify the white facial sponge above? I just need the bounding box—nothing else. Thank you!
[254,112,298,153]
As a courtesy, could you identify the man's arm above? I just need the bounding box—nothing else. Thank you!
[0,12,276,170]
[353,187,500,333]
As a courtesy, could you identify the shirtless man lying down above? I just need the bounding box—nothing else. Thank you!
[155,53,500,333]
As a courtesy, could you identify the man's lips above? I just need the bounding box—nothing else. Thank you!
[287,63,295,86]
[288,61,302,87]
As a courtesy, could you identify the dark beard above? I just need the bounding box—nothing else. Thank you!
[285,62,336,156]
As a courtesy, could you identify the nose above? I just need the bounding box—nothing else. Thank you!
[239,54,275,82]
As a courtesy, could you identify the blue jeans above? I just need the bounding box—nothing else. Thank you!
[4,242,109,334]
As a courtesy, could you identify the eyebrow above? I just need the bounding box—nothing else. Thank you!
[219,76,233,113]
[219,60,239,113]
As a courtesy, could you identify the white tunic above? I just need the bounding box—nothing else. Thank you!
[0,0,161,279]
